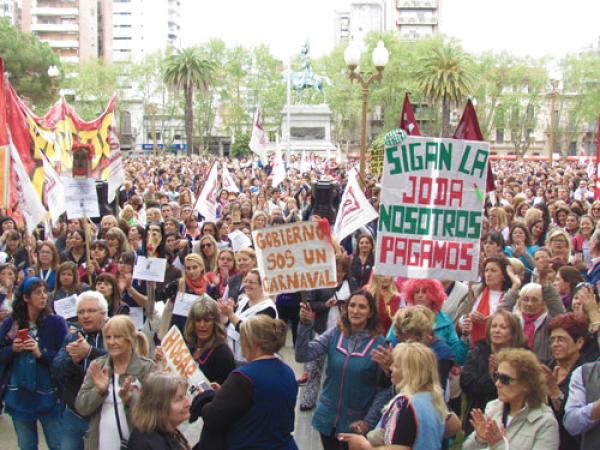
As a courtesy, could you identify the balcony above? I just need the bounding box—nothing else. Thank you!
[43,39,79,49]
[397,16,437,25]
[31,7,78,16]
[396,0,438,9]
[31,22,78,32]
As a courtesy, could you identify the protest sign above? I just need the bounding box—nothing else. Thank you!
[160,325,211,397]
[370,147,384,175]
[172,292,206,317]
[252,220,337,295]
[132,256,167,282]
[375,135,489,281]
[53,294,78,320]
[63,178,100,219]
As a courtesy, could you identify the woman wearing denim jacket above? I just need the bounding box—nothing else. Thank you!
[295,289,387,450]
[0,277,68,450]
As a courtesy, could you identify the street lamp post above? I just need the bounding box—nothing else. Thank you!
[549,79,559,162]
[344,40,389,185]
[146,103,158,157]
[47,65,59,97]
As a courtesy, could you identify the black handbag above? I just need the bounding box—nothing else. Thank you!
[112,374,128,450]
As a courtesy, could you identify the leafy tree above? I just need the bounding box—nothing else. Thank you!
[163,47,216,156]
[230,133,251,158]
[220,46,252,137]
[62,59,122,120]
[0,18,60,109]
[556,50,600,154]
[415,38,473,137]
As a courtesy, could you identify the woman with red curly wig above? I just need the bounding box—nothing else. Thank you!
[390,278,470,365]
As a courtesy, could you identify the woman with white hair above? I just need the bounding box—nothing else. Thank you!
[499,277,565,364]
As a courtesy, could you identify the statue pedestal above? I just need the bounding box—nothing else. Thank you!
[280,104,335,155]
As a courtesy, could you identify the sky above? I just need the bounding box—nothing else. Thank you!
[181,0,600,61]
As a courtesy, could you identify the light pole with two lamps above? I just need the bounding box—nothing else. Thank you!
[344,40,389,185]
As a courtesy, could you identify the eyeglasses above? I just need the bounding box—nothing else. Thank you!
[493,371,517,386]
[201,243,213,249]
[550,240,567,248]
[77,308,102,315]
[520,296,543,303]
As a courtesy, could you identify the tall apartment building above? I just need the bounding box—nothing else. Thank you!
[394,0,440,41]
[0,0,20,26]
[20,0,181,63]
[334,1,387,46]
[334,0,440,45]
[106,0,181,63]
[20,0,107,63]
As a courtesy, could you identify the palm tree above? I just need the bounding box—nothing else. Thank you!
[163,47,215,156]
[416,41,473,137]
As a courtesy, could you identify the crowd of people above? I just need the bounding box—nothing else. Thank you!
[0,152,599,450]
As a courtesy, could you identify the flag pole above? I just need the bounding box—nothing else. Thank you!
[286,54,292,163]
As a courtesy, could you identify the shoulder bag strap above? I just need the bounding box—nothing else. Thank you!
[112,373,125,443]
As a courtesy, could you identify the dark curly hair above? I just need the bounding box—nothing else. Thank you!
[13,278,50,329]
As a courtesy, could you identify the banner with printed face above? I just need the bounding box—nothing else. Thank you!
[252,220,337,295]
[160,326,211,398]
[375,135,489,281]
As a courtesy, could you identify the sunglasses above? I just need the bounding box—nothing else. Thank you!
[493,371,517,386]
[201,243,213,249]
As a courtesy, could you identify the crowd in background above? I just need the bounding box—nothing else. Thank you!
[0,152,599,450]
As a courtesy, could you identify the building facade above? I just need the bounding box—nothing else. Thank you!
[20,0,107,63]
[393,0,440,41]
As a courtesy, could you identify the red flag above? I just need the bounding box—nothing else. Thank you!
[453,99,494,193]
[399,93,421,136]
[595,114,600,199]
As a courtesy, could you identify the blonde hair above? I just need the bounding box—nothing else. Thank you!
[393,305,435,342]
[545,228,572,256]
[497,348,548,409]
[391,342,448,420]
[240,315,287,356]
[102,315,149,357]
[197,235,219,272]
[178,253,206,293]
[490,207,508,230]
[507,257,525,278]
[132,372,188,433]
[106,227,131,254]
[524,208,542,228]
[367,275,398,299]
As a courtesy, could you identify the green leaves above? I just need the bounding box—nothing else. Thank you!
[0,18,60,109]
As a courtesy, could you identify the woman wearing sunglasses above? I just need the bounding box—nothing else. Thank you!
[464,348,559,450]
[460,310,527,434]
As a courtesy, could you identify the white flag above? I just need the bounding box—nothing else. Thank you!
[107,151,125,203]
[195,162,218,222]
[333,169,378,242]
[249,107,267,161]
[41,151,66,224]
[300,151,311,174]
[271,151,286,188]
[221,163,239,193]
[10,141,47,234]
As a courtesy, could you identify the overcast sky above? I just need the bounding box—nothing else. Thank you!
[181,0,600,60]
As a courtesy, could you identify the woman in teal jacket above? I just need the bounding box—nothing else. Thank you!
[295,289,387,450]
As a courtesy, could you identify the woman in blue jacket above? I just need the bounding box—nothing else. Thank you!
[0,276,68,450]
[295,289,386,450]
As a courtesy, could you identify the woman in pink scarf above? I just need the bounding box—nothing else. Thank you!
[499,280,565,365]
